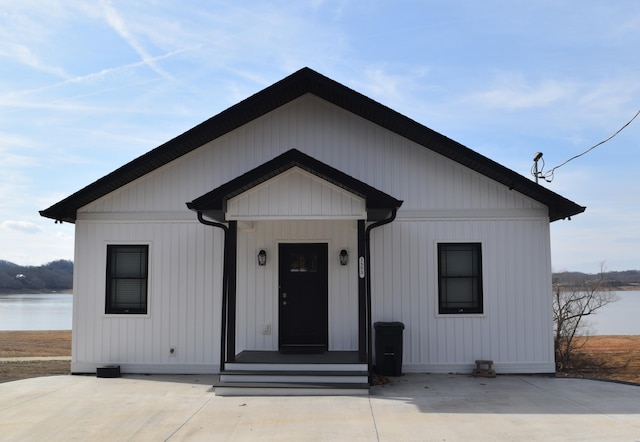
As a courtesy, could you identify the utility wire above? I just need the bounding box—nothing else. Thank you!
[534,108,640,183]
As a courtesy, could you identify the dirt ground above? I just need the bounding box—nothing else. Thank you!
[1,331,639,384]
[0,331,71,383]
[559,335,640,384]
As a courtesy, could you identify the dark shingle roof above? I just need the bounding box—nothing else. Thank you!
[40,67,585,223]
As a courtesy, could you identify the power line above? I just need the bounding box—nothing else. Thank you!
[533,108,640,183]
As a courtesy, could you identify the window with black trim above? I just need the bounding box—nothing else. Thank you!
[106,245,148,314]
[438,243,483,314]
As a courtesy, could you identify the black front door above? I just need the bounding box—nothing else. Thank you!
[278,243,328,353]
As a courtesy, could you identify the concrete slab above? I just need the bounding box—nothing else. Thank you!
[1,373,639,441]
[370,374,640,441]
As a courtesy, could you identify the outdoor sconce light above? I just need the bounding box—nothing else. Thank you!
[257,249,267,266]
[339,249,349,266]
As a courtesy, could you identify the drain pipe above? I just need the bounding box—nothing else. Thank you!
[365,208,398,385]
[196,212,229,372]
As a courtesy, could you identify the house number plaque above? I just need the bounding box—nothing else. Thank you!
[359,256,365,279]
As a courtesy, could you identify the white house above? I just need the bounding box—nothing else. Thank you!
[41,68,584,394]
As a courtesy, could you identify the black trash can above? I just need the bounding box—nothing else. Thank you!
[374,321,405,376]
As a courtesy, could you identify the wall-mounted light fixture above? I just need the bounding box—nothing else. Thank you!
[258,249,267,266]
[339,249,349,266]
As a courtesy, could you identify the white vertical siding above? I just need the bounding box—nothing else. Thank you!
[227,167,366,220]
[72,220,223,373]
[73,94,555,373]
[369,216,554,373]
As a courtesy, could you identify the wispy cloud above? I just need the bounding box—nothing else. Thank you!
[350,65,431,111]
[466,73,572,110]
[63,47,193,88]
[99,0,173,80]
[1,221,41,234]
[0,2,87,83]
[0,42,69,79]
[0,47,198,115]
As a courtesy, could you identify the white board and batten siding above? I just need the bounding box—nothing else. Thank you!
[72,94,555,374]
[369,218,555,374]
[72,221,224,374]
[227,167,366,220]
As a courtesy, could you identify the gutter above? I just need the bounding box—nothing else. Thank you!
[364,208,399,385]
[196,211,229,372]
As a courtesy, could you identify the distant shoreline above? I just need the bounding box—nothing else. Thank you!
[609,285,640,291]
[0,289,73,295]
[579,285,640,292]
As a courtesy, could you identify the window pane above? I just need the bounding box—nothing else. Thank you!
[438,243,482,314]
[111,280,146,308]
[445,279,474,305]
[289,251,318,272]
[112,247,147,278]
[445,250,473,276]
[106,245,148,314]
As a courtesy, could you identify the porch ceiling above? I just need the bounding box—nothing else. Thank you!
[186,149,403,222]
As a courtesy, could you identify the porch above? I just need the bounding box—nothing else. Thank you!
[186,150,404,396]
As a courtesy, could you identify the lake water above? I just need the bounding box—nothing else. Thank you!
[0,291,638,334]
[0,293,72,331]
[586,290,640,336]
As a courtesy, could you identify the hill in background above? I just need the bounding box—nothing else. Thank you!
[553,270,640,289]
[0,260,73,293]
[0,259,638,293]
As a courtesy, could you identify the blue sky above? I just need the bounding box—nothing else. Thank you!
[1,1,639,273]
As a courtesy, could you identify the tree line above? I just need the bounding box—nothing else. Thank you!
[0,260,73,292]
[553,269,640,288]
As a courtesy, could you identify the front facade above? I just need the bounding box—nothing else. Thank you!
[41,68,584,377]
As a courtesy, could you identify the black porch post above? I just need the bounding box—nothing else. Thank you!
[357,220,367,362]
[226,220,238,362]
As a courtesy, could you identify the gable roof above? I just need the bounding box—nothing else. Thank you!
[186,149,403,222]
[40,67,585,223]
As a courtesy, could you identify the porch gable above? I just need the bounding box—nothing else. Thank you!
[226,167,366,220]
[186,148,402,221]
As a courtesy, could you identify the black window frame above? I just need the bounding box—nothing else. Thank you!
[105,244,149,314]
[437,242,483,314]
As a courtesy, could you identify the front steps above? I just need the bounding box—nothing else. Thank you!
[214,352,370,396]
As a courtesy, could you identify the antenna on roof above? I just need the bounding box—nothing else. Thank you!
[532,109,640,184]
[533,152,543,184]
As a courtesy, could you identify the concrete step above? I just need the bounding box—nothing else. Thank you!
[214,381,370,397]
[224,362,367,372]
[220,370,369,384]
[217,356,370,396]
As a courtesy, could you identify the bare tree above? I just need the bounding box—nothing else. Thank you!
[553,266,618,371]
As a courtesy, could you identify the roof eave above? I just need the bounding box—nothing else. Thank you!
[549,204,587,223]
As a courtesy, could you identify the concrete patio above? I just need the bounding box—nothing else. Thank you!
[1,373,639,441]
